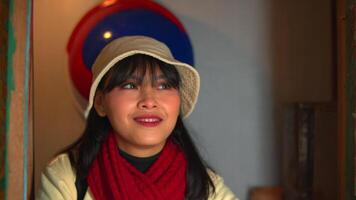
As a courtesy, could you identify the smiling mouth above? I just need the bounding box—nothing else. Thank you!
[134,116,162,127]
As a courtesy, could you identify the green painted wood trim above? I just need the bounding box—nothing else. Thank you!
[5,0,15,199]
[23,0,32,198]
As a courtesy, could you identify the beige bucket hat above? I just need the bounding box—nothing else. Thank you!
[85,35,200,119]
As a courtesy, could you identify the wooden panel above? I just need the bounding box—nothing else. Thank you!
[353,0,356,198]
[250,187,283,200]
[313,104,337,200]
[280,103,319,200]
[336,0,346,198]
[271,0,334,103]
[279,103,338,200]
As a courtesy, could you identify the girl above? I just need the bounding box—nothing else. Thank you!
[37,36,238,200]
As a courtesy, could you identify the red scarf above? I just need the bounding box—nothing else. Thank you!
[87,131,187,200]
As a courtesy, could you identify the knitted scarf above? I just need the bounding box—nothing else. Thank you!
[87,131,187,200]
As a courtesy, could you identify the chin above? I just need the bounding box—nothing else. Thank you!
[136,137,167,148]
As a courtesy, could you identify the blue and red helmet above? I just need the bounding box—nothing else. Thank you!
[67,0,194,113]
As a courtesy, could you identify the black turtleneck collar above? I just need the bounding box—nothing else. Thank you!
[119,149,161,173]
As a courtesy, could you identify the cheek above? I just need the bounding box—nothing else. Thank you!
[172,97,181,114]
[104,93,135,118]
[163,94,181,116]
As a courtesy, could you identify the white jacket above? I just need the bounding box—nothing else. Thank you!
[37,154,238,200]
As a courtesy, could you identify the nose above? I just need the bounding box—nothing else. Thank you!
[137,88,158,110]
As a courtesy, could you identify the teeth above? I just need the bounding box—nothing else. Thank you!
[137,118,160,122]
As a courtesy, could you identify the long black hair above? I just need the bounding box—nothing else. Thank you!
[65,54,215,200]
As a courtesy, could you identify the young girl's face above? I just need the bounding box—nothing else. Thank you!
[94,65,181,157]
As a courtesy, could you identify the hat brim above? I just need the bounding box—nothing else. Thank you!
[85,50,200,119]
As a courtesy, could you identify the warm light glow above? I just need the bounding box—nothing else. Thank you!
[101,0,117,7]
[103,31,112,39]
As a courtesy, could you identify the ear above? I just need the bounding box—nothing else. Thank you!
[94,91,107,117]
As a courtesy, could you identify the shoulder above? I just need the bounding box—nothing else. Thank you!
[47,153,74,172]
[43,153,76,184]
[207,169,239,200]
[36,153,77,200]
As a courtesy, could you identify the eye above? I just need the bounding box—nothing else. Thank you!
[157,82,173,90]
[121,82,137,89]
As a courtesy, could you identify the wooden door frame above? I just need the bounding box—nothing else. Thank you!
[0,0,33,199]
[337,0,356,199]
